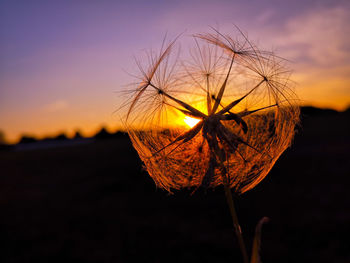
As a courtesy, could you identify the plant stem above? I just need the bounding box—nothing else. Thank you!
[224,183,249,263]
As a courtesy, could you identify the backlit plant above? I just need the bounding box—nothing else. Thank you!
[121,27,299,263]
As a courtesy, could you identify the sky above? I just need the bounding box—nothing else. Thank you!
[1,0,349,143]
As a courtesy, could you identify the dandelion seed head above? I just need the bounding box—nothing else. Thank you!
[122,27,299,194]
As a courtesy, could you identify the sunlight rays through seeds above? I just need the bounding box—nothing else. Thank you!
[184,116,201,128]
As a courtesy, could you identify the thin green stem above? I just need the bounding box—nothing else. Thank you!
[224,184,249,263]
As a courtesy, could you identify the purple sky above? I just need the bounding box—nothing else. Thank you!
[1,0,349,142]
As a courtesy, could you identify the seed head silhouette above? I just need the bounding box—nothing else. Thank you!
[122,28,299,194]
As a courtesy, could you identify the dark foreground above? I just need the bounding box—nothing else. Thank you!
[1,108,349,263]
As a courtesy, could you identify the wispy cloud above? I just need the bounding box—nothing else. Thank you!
[45,100,69,113]
[276,5,350,67]
[258,4,350,110]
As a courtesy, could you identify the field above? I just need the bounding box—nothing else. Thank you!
[1,108,349,263]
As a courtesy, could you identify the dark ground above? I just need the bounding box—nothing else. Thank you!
[1,107,349,263]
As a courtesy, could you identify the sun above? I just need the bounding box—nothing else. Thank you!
[184,116,201,128]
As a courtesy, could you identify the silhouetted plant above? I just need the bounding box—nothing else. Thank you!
[18,135,37,144]
[0,130,6,145]
[54,133,68,141]
[95,127,113,140]
[73,130,83,139]
[121,27,299,263]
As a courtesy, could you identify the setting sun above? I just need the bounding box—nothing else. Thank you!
[184,116,201,128]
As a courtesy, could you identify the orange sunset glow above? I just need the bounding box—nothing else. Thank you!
[0,1,349,144]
